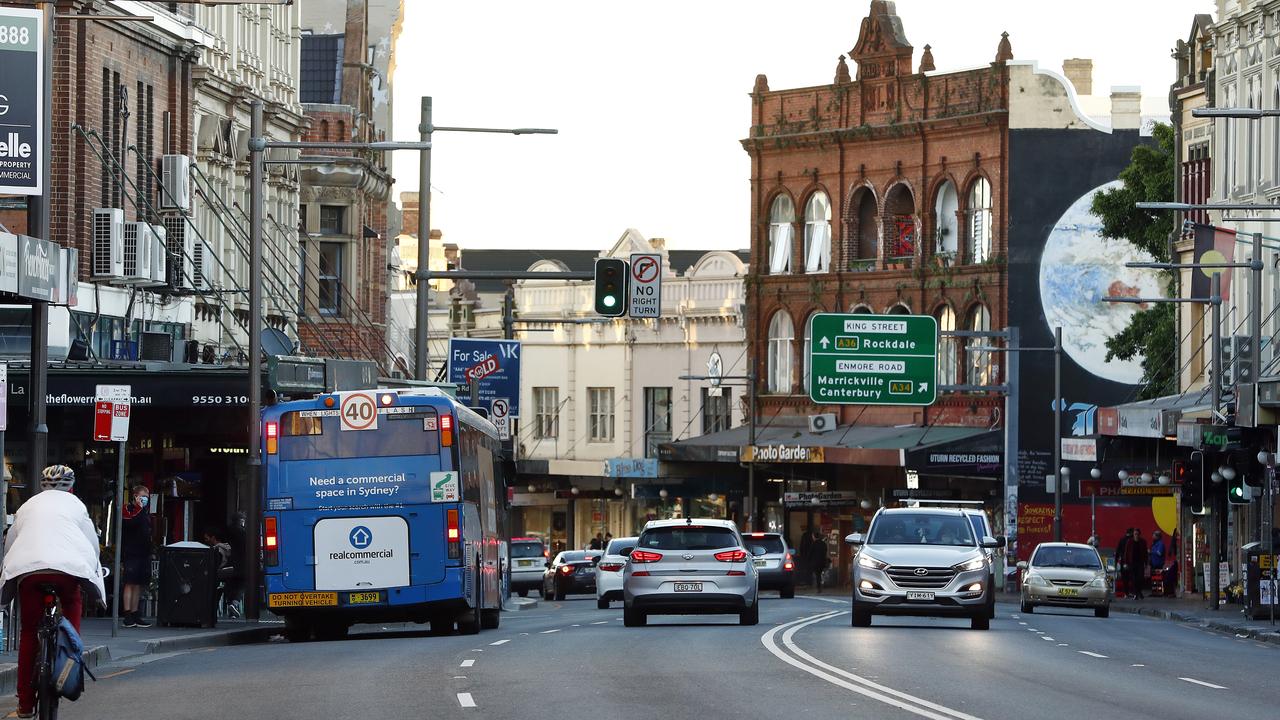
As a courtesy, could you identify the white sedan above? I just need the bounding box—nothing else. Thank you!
[595,536,638,609]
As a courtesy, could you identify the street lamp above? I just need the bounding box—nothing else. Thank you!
[1141,472,1153,484]
[1220,466,1237,482]
[1090,468,1101,479]
[1158,475,1170,486]
[1118,470,1129,482]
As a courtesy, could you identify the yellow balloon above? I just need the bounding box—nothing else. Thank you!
[1152,496,1178,535]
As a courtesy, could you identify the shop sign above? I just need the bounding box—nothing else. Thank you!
[740,445,825,463]
[1097,407,1119,436]
[1176,421,1199,448]
[1199,424,1242,451]
[0,232,17,295]
[511,492,563,507]
[890,488,959,499]
[17,234,59,302]
[0,7,41,195]
[1080,480,1174,497]
[1117,407,1162,438]
[604,457,658,478]
[783,491,859,507]
[1060,437,1096,462]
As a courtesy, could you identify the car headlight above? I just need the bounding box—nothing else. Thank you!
[1025,573,1049,586]
[857,553,888,570]
[953,556,986,573]
[1088,574,1107,588]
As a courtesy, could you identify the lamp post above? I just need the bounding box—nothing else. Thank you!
[1258,450,1275,625]
[412,98,557,380]
[681,372,757,530]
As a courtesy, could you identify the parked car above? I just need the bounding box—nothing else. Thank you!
[543,550,600,601]
[847,507,999,630]
[509,537,548,597]
[742,531,795,598]
[596,536,638,609]
[1019,542,1111,617]
[623,518,760,627]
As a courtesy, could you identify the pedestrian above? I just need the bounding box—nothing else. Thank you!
[1114,528,1133,596]
[808,530,830,592]
[604,532,614,550]
[0,465,106,718]
[588,532,604,551]
[798,527,813,585]
[1126,528,1148,600]
[121,484,153,627]
[1149,530,1166,573]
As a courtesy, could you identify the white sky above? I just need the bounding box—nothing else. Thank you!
[391,0,1214,252]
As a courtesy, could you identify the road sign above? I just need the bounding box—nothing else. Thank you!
[628,253,662,318]
[806,313,937,406]
[707,352,723,388]
[448,338,522,416]
[339,392,378,432]
[93,384,131,441]
[93,401,112,442]
[95,384,131,403]
[490,397,511,441]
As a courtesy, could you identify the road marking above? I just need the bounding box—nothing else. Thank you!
[800,595,852,605]
[1057,643,1068,647]
[460,659,475,668]
[489,639,510,646]
[540,628,561,634]
[1179,677,1227,689]
[1018,622,1027,626]
[1078,651,1108,658]
[457,692,477,708]
[1028,628,1038,632]
[453,676,467,679]
[762,612,984,720]
[591,621,610,625]
[1041,636,1055,641]
[572,624,581,627]
[97,668,136,680]
[1131,664,1144,667]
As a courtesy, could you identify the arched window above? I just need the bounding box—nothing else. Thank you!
[768,196,795,274]
[966,304,992,386]
[853,190,878,262]
[802,313,817,394]
[967,178,993,263]
[887,304,911,315]
[883,184,916,260]
[767,311,795,394]
[936,305,957,387]
[850,303,874,314]
[934,181,959,260]
[803,192,831,273]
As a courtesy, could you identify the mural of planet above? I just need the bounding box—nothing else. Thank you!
[1037,181,1167,385]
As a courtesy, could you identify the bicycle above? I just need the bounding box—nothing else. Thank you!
[33,583,63,720]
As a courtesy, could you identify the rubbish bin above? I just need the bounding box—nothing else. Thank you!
[1243,542,1279,621]
[157,542,219,628]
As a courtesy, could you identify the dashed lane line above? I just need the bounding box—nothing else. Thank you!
[591,621,610,625]
[1179,677,1227,689]
[460,659,475,668]
[540,628,562,634]
[489,639,510,646]
[1041,636,1055,641]
[1078,651,1108,658]
[799,595,852,605]
[457,692,477,708]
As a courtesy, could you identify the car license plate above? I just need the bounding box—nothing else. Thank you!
[348,591,381,604]
[268,592,338,608]
[905,591,935,601]
[753,559,767,568]
[1057,587,1079,596]
[674,582,702,592]
[519,559,537,567]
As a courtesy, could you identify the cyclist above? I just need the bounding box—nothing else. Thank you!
[0,465,105,718]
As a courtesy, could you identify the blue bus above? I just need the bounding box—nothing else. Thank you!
[261,387,506,641]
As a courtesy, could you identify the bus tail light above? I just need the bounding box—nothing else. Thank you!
[446,509,460,559]
[265,421,278,455]
[264,516,279,566]
[440,414,454,447]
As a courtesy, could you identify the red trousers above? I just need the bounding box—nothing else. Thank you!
[17,574,83,711]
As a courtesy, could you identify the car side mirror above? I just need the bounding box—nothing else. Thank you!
[621,548,633,557]
[844,532,864,546]
[980,535,1001,549]
[591,556,601,565]
[996,536,1008,548]
[1016,561,1028,571]
[545,561,551,569]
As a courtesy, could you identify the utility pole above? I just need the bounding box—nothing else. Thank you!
[245,101,265,621]
[1053,326,1063,542]
[26,1,53,496]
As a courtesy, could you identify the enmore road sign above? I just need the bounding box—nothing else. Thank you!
[807,313,937,406]
[628,253,661,318]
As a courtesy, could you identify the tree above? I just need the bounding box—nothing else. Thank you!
[1090,123,1176,399]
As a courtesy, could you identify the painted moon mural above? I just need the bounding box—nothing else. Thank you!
[1037,181,1166,385]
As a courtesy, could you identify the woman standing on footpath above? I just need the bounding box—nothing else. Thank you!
[121,484,153,627]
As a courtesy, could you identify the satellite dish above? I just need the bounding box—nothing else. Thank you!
[261,328,295,357]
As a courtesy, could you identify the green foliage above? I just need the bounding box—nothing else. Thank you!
[1092,122,1177,398]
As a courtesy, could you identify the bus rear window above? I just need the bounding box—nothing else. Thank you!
[278,409,441,460]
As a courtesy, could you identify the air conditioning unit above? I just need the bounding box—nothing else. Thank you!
[159,154,190,211]
[139,331,174,362]
[808,413,837,434]
[148,223,167,286]
[162,214,196,290]
[122,221,153,283]
[91,208,125,280]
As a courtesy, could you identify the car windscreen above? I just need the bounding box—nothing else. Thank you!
[744,536,785,554]
[605,539,636,556]
[867,513,976,546]
[638,526,739,551]
[1032,546,1102,569]
[511,542,544,558]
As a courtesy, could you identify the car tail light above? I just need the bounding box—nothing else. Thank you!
[559,565,574,575]
[783,553,794,571]
[446,509,460,559]
[265,421,278,455]
[264,516,279,566]
[599,562,625,572]
[750,532,765,538]
[714,549,748,563]
[630,550,663,563]
[440,414,454,447]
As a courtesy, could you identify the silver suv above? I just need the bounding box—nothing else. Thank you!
[847,508,1000,630]
[623,518,760,627]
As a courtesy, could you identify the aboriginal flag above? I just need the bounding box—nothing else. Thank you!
[1190,223,1235,303]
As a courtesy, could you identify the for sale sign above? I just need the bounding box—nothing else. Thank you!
[0,8,41,195]
[628,253,662,318]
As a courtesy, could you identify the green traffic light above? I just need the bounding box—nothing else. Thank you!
[603,296,617,308]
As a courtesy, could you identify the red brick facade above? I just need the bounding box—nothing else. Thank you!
[744,1,1008,428]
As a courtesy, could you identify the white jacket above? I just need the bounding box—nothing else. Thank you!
[1,490,106,606]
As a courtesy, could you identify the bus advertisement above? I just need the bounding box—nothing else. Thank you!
[261,388,506,641]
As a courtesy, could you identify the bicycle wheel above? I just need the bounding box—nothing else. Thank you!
[37,629,59,720]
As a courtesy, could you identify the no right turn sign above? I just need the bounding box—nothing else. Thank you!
[628,253,662,318]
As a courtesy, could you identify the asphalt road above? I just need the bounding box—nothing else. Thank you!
[7,594,1277,720]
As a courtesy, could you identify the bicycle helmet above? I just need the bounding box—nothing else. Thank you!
[40,464,75,492]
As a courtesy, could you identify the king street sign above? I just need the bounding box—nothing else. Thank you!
[807,313,938,406]
[0,7,42,195]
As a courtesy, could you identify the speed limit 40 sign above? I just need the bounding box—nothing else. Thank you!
[340,392,379,431]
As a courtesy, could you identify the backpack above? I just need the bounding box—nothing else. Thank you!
[52,617,95,701]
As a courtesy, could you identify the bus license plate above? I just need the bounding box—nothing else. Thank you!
[348,592,381,604]
[674,582,702,592]
[1057,587,1079,597]
[268,592,338,608]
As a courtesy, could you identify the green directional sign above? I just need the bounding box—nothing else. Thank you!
[807,313,938,406]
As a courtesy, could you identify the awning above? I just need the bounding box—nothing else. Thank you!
[658,422,992,467]
[1098,392,1210,439]
[902,430,1003,479]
